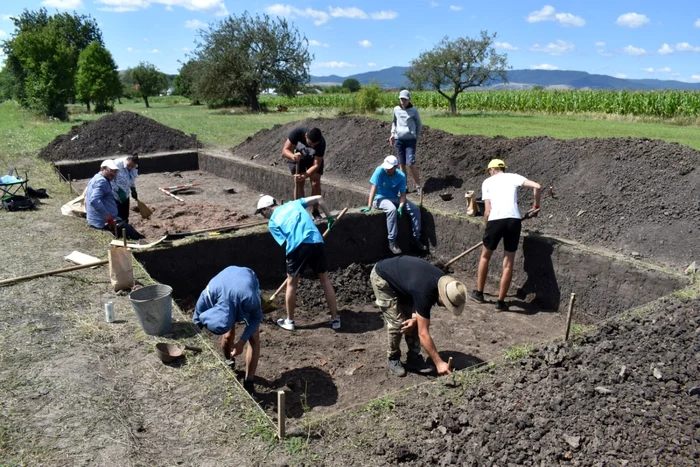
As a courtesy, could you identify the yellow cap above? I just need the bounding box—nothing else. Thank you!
[486,159,507,172]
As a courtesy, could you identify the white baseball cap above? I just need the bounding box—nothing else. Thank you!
[381,155,399,170]
[101,159,119,171]
[399,89,411,100]
[255,195,277,214]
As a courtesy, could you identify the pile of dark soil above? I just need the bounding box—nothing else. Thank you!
[232,117,699,267]
[39,111,197,162]
[335,297,700,465]
[295,262,375,311]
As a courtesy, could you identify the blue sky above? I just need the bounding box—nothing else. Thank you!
[2,1,700,82]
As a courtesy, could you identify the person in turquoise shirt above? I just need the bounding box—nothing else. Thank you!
[360,155,427,255]
[255,194,341,332]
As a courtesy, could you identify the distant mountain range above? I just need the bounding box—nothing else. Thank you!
[310,66,700,91]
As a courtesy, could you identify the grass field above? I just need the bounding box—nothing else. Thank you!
[2,99,700,162]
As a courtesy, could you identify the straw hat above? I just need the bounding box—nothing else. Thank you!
[437,275,467,316]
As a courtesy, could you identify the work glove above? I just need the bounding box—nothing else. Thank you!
[397,205,404,218]
[327,215,336,231]
[105,214,116,229]
[130,187,138,200]
[116,188,128,203]
[360,207,371,213]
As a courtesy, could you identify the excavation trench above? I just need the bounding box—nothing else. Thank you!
[58,151,688,419]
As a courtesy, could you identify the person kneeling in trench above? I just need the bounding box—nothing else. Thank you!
[193,266,262,389]
[255,194,340,332]
[371,255,466,377]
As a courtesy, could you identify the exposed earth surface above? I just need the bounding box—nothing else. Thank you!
[8,111,698,465]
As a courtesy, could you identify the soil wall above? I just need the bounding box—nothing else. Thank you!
[54,150,199,180]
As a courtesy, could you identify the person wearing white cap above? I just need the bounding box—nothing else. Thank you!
[389,89,422,193]
[85,159,145,240]
[371,255,466,377]
[360,155,427,255]
[254,194,341,332]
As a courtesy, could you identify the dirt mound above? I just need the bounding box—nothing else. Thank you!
[364,297,700,465]
[39,111,197,162]
[129,202,250,239]
[232,117,699,267]
[295,262,375,311]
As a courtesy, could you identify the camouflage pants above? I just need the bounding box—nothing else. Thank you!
[370,265,420,360]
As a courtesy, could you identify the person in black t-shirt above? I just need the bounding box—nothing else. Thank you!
[282,127,326,221]
[370,256,467,377]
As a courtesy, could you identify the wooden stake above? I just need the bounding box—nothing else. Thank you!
[564,293,576,341]
[68,174,73,194]
[294,159,300,200]
[444,242,483,268]
[277,390,286,440]
[419,186,424,206]
[122,227,127,247]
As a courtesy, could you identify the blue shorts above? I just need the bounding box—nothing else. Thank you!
[395,139,417,166]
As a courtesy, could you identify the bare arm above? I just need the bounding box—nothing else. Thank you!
[416,315,451,375]
[367,184,377,207]
[303,195,332,218]
[399,191,407,208]
[282,139,299,162]
[483,199,491,227]
[523,180,542,207]
[304,156,322,177]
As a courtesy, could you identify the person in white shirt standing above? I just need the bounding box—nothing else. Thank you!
[112,154,139,223]
[469,159,541,311]
[389,90,422,194]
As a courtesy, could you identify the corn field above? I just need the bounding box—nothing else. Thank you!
[260,89,700,118]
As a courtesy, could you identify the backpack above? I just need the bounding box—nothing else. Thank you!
[2,195,35,212]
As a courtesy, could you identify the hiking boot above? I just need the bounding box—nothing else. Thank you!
[389,242,402,255]
[330,316,341,330]
[276,318,295,331]
[469,290,485,303]
[312,210,323,221]
[495,300,509,311]
[411,237,428,252]
[388,358,407,377]
[406,351,433,375]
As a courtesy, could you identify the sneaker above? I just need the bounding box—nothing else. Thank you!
[411,237,428,251]
[330,316,341,330]
[276,318,295,331]
[469,290,485,303]
[312,211,323,221]
[406,352,433,375]
[388,358,407,377]
[389,242,402,255]
[495,300,509,311]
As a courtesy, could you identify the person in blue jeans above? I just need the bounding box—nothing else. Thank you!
[389,89,422,193]
[193,266,262,387]
[361,155,428,255]
[255,194,341,332]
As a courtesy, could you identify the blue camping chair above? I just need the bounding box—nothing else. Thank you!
[0,169,29,201]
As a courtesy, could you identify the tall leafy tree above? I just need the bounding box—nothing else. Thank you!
[342,78,361,93]
[75,41,121,112]
[173,59,204,102]
[127,62,168,108]
[405,31,509,114]
[192,12,311,111]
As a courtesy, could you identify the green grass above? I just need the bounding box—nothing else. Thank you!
[364,396,395,416]
[503,343,532,361]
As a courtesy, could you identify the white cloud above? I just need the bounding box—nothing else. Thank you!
[623,45,646,56]
[367,62,376,66]
[658,43,674,55]
[691,74,700,81]
[615,73,627,79]
[329,7,367,19]
[265,4,329,25]
[42,0,83,8]
[595,41,605,47]
[184,19,206,29]
[495,41,518,51]
[526,5,585,26]
[531,64,558,70]
[695,19,700,28]
[315,61,354,68]
[643,67,654,73]
[658,67,671,73]
[2,15,13,21]
[430,1,439,6]
[127,47,133,52]
[675,42,700,52]
[0,30,6,37]
[450,5,462,11]
[150,49,160,53]
[616,12,650,28]
[97,0,228,16]
[530,40,575,55]
[183,47,189,52]
[359,40,372,48]
[309,39,329,47]
[370,11,397,20]
[597,49,612,57]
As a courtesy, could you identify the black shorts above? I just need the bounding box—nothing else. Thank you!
[286,242,328,276]
[483,218,522,252]
[288,158,324,176]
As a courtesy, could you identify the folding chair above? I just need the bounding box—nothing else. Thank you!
[0,168,29,201]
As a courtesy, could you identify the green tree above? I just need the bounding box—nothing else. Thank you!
[405,31,509,114]
[126,62,168,108]
[173,59,204,103]
[354,81,381,113]
[192,12,311,111]
[75,41,121,112]
[342,78,361,92]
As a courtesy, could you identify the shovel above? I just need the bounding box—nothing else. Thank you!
[164,219,268,240]
[262,207,349,309]
[155,343,202,363]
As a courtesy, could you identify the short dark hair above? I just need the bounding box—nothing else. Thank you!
[127,154,139,165]
[306,128,323,144]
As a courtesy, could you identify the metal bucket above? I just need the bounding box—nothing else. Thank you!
[129,284,173,336]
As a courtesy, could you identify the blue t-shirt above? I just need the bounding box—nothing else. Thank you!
[268,199,324,255]
[370,166,407,200]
